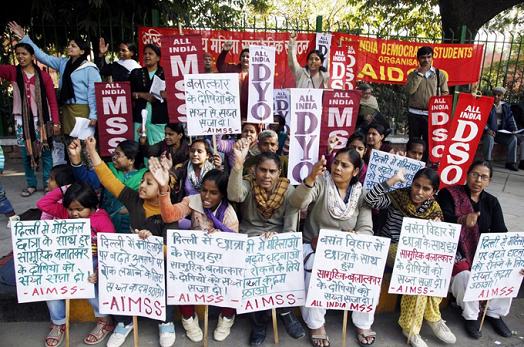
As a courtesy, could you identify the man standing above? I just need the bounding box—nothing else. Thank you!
[405,46,449,159]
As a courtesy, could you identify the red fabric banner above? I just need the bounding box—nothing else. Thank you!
[329,41,358,90]
[160,34,204,123]
[95,82,134,157]
[438,93,493,188]
[332,33,484,86]
[427,95,453,163]
[319,90,361,156]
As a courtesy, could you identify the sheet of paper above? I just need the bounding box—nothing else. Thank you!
[69,117,95,140]
[150,75,166,102]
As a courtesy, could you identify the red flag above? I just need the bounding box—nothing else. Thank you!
[427,95,453,163]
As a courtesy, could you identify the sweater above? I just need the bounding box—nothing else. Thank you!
[216,50,248,119]
[288,41,329,89]
[128,67,168,124]
[405,68,448,111]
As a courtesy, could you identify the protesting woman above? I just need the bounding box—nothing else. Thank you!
[96,38,141,82]
[289,149,374,347]
[288,32,329,89]
[438,160,524,339]
[139,123,189,169]
[0,42,59,196]
[363,123,392,164]
[365,168,456,347]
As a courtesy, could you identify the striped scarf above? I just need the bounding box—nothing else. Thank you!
[248,176,290,219]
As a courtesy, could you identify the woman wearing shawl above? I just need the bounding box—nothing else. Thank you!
[96,38,141,82]
[0,42,59,196]
[227,138,305,346]
[289,148,373,347]
[9,22,101,136]
[365,168,456,347]
[149,159,238,342]
[437,160,524,340]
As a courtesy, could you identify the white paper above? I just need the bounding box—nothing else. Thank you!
[247,45,276,124]
[69,117,95,140]
[141,109,148,135]
[11,219,95,303]
[150,75,166,102]
[315,32,332,69]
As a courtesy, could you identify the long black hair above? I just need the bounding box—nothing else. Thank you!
[305,50,327,72]
[59,37,91,104]
[332,148,362,186]
[63,182,99,210]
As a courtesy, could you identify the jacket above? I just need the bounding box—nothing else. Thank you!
[486,102,517,132]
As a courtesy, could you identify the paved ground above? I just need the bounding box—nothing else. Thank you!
[0,157,523,347]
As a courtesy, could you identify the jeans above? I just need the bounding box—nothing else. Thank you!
[20,146,53,189]
[0,183,14,215]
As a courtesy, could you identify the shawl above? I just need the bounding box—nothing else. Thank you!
[388,187,443,220]
[107,163,147,190]
[325,172,362,220]
[248,176,290,219]
[204,199,235,233]
[187,160,214,191]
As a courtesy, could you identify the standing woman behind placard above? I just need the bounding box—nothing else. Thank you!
[96,38,141,82]
[287,32,329,89]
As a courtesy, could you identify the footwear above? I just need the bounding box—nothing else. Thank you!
[106,322,133,347]
[427,319,456,344]
[505,163,519,171]
[84,317,114,345]
[464,319,482,339]
[402,330,428,347]
[214,314,235,341]
[279,311,305,339]
[519,160,524,170]
[45,324,65,347]
[20,187,37,197]
[181,315,203,342]
[487,316,512,337]
[249,324,267,346]
[158,322,176,347]
[356,329,376,346]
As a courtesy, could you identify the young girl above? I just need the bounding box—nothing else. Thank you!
[139,123,189,169]
[216,122,260,169]
[36,182,115,347]
[149,159,238,342]
[41,164,76,220]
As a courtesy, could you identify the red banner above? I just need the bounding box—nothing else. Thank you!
[160,34,204,123]
[319,90,361,156]
[95,82,134,157]
[332,33,484,86]
[438,93,493,188]
[427,95,453,163]
[329,41,358,90]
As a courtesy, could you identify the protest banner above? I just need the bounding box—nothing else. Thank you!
[333,32,484,86]
[184,73,242,136]
[329,41,358,90]
[319,90,360,156]
[438,93,493,188]
[388,218,460,297]
[427,95,453,164]
[10,219,94,303]
[247,45,276,124]
[97,233,166,321]
[161,34,204,123]
[363,149,425,191]
[316,32,332,70]
[273,88,291,132]
[306,229,390,313]
[238,232,305,313]
[166,230,247,308]
[288,88,324,185]
[463,232,524,302]
[95,82,133,157]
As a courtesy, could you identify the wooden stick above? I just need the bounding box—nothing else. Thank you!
[342,310,348,347]
[204,306,209,347]
[271,308,280,344]
[133,316,139,347]
[479,300,490,332]
[65,299,70,347]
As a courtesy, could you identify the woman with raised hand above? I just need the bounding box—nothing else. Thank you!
[96,38,141,82]
[289,148,373,347]
[287,32,329,89]
[365,168,456,347]
[9,21,101,136]
[227,138,305,346]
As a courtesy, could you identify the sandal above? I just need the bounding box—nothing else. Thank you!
[357,329,376,346]
[310,334,330,347]
[21,187,37,197]
[83,317,114,345]
[45,324,65,347]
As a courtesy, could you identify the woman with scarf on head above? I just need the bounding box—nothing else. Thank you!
[9,21,101,137]
[0,42,59,196]
[437,160,524,340]
[288,32,329,88]
[96,38,141,82]
[149,159,239,342]
[365,168,456,347]
[289,148,373,347]
[227,138,305,346]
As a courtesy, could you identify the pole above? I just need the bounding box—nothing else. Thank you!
[65,299,70,347]
[342,310,348,347]
[204,306,209,347]
[271,308,280,344]
[133,316,139,347]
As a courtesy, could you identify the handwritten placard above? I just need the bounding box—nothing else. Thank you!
[463,232,524,302]
[238,232,305,314]
[166,230,247,308]
[306,230,390,313]
[363,149,425,191]
[11,219,94,303]
[184,73,242,136]
[388,218,460,297]
[97,233,166,320]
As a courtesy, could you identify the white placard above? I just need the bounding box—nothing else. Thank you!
[388,217,460,297]
[238,232,305,313]
[315,32,332,69]
[247,45,276,124]
[11,219,94,303]
[184,73,242,136]
[463,232,524,302]
[166,230,247,308]
[273,88,291,132]
[98,233,166,320]
[306,229,390,313]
